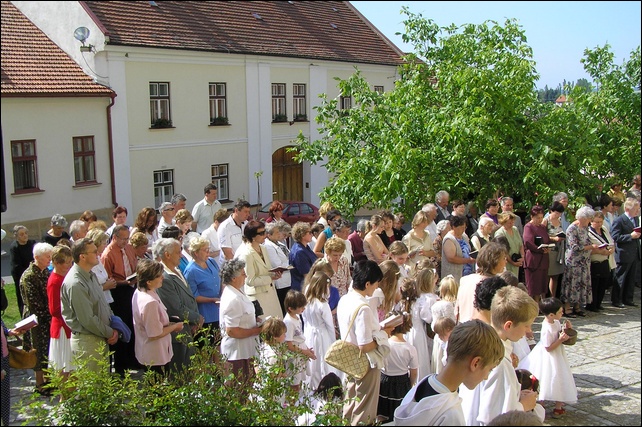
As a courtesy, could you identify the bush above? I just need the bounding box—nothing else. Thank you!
[23,340,351,426]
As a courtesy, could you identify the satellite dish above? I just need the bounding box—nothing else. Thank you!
[74,27,90,44]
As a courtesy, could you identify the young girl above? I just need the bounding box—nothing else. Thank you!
[375,260,401,321]
[283,290,316,393]
[377,310,418,423]
[302,271,340,390]
[405,267,440,379]
[388,241,411,279]
[255,317,288,404]
[519,297,577,419]
[431,316,456,374]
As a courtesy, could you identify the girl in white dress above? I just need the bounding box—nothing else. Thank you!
[519,297,577,419]
[404,267,439,380]
[302,271,340,389]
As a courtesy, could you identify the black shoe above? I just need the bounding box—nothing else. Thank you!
[574,310,586,317]
[596,305,605,311]
[563,310,577,318]
[585,306,600,312]
[623,302,638,307]
[612,303,625,308]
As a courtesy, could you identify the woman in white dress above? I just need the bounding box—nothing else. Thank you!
[302,271,340,389]
[263,221,292,316]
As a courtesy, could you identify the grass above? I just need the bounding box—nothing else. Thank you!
[2,278,22,327]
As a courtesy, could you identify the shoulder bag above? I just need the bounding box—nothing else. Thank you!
[8,344,37,369]
[324,303,370,380]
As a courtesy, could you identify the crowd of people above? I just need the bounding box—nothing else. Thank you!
[1,175,640,426]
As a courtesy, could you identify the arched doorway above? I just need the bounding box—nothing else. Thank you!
[272,146,302,201]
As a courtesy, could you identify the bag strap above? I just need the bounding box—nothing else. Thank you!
[347,303,369,337]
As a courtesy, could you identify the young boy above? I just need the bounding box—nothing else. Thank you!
[283,290,316,393]
[460,286,544,425]
[394,319,504,425]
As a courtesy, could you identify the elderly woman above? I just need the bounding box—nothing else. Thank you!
[234,220,283,320]
[132,258,184,374]
[263,221,292,315]
[561,206,598,317]
[43,214,71,247]
[324,236,352,297]
[154,238,203,372]
[289,221,318,292]
[364,214,389,264]
[19,242,53,395]
[9,225,36,317]
[183,236,222,349]
[494,211,524,277]
[542,201,567,298]
[265,200,284,223]
[219,258,262,386]
[441,215,476,283]
[432,219,450,274]
[585,211,616,312]
[86,229,118,305]
[403,210,437,269]
[173,209,194,237]
[470,216,495,253]
[523,206,551,303]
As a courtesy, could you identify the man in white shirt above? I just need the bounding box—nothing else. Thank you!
[422,203,439,240]
[191,183,222,234]
[435,191,451,224]
[157,202,176,235]
[218,199,251,261]
[201,208,229,264]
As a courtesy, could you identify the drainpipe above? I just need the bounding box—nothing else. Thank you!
[106,93,117,207]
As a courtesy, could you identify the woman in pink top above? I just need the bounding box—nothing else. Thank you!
[132,259,183,375]
[454,242,507,323]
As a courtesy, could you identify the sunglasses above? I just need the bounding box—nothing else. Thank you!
[257,231,266,236]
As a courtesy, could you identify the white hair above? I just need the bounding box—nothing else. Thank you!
[33,242,54,257]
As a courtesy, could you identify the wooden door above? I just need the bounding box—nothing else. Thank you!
[272,146,302,201]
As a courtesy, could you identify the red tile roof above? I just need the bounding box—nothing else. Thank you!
[82,1,405,66]
[1,1,114,97]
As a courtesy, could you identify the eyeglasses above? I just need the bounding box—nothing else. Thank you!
[256,231,266,236]
[164,208,175,211]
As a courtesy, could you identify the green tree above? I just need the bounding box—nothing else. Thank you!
[294,11,640,218]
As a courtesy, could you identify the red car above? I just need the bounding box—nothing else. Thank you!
[255,201,320,226]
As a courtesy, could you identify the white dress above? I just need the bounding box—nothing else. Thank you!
[519,319,578,403]
[302,298,340,389]
[404,292,438,380]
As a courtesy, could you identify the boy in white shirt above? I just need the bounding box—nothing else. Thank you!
[283,290,316,395]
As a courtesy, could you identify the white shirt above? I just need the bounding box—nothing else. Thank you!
[218,215,246,257]
[191,198,223,234]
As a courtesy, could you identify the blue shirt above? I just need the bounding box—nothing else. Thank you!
[289,242,317,291]
[183,258,221,323]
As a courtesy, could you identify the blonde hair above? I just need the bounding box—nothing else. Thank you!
[498,211,517,225]
[490,286,539,329]
[388,241,409,256]
[303,259,334,295]
[319,202,335,218]
[174,209,193,226]
[378,260,401,315]
[189,236,210,255]
[411,210,429,228]
[261,317,287,345]
[86,228,109,247]
[324,236,346,254]
[438,275,459,302]
[415,266,437,294]
[447,320,503,368]
[304,271,332,303]
[129,231,149,249]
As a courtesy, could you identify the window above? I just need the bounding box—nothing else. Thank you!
[153,169,174,208]
[300,203,314,215]
[11,140,39,192]
[272,83,287,121]
[340,95,352,110]
[374,85,384,94]
[73,136,96,185]
[149,82,172,127]
[209,82,228,125]
[293,84,307,120]
[211,164,229,200]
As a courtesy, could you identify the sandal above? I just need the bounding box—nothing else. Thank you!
[574,310,586,317]
[552,408,566,418]
[563,310,576,318]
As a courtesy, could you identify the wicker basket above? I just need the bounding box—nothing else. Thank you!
[562,327,577,346]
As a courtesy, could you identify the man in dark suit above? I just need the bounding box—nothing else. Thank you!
[610,198,641,308]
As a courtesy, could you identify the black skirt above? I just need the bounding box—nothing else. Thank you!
[377,372,411,421]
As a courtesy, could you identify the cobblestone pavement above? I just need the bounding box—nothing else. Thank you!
[5,286,640,426]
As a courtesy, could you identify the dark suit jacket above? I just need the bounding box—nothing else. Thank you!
[435,206,451,224]
[611,214,641,264]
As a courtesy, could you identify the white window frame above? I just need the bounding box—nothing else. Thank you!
[211,163,229,200]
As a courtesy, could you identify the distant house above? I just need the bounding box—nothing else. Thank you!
[555,94,568,106]
[10,0,405,220]
[1,1,116,236]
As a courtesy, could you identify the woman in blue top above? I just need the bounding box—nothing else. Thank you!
[184,236,221,350]
[289,222,318,292]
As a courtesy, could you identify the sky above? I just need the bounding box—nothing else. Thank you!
[351,1,641,89]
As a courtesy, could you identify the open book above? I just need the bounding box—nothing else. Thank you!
[633,226,641,233]
[469,250,479,259]
[126,273,138,282]
[537,244,556,250]
[598,243,612,249]
[556,231,566,239]
[14,314,38,334]
[380,313,404,329]
[269,265,294,273]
